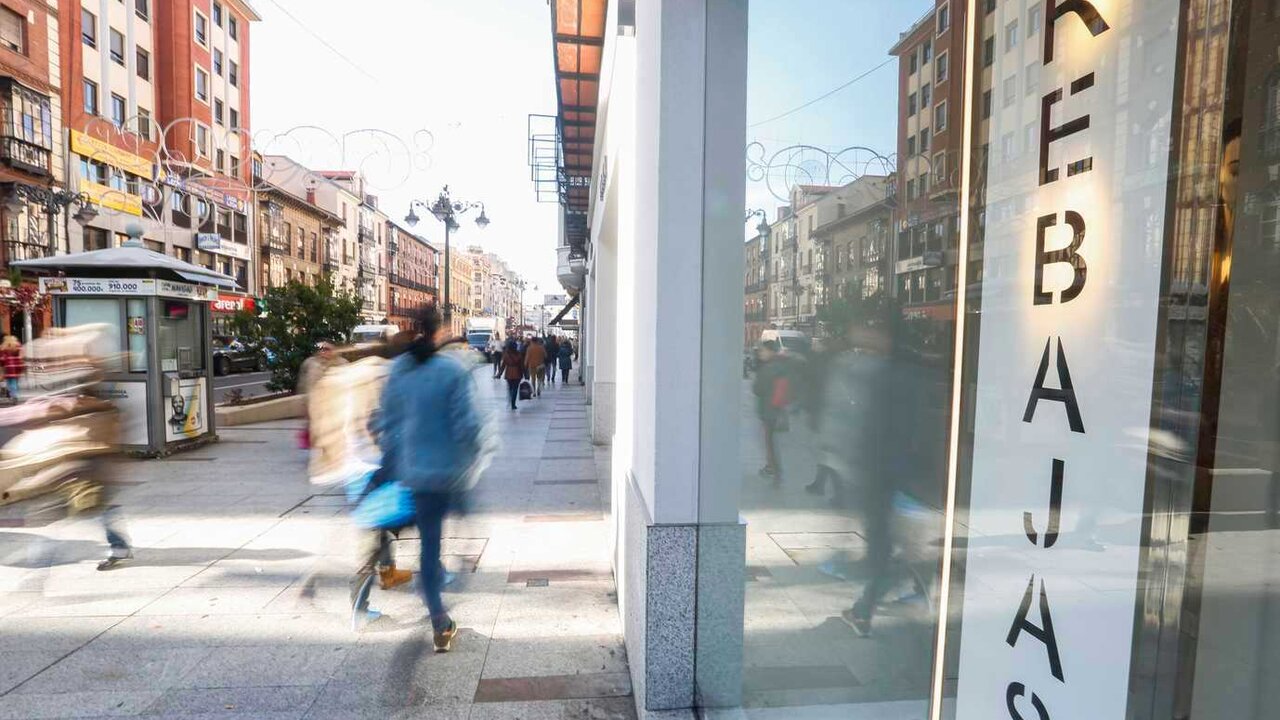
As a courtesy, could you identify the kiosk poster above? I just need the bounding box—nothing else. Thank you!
[165,378,206,442]
[953,1,1179,718]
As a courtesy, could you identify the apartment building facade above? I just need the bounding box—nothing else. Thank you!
[260,154,359,293]
[386,219,437,330]
[255,179,341,290]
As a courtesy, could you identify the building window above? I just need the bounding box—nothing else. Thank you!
[920,127,931,153]
[936,3,949,34]
[936,51,948,83]
[921,39,932,63]
[1003,75,1017,106]
[909,52,917,75]
[110,93,126,127]
[109,28,125,65]
[908,92,917,117]
[934,152,947,183]
[907,135,917,157]
[1028,5,1042,36]
[195,66,209,102]
[1025,62,1039,96]
[194,10,208,46]
[935,100,947,131]
[136,46,150,80]
[0,7,26,55]
[229,107,239,129]
[228,60,238,87]
[215,149,225,173]
[921,82,931,107]
[983,35,995,67]
[982,89,992,119]
[228,16,238,40]
[213,48,223,76]
[137,107,151,139]
[135,0,149,22]
[83,79,99,115]
[229,154,240,178]
[985,0,996,13]
[1005,20,1019,51]
[214,98,224,126]
[82,9,97,48]
[212,1,223,27]
[195,124,209,157]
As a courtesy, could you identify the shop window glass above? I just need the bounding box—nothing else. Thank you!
[157,300,204,372]
[63,298,122,372]
[127,298,147,373]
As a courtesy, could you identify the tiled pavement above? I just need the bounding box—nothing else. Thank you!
[0,370,633,719]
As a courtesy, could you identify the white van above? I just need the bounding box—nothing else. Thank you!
[759,329,811,355]
[350,324,400,346]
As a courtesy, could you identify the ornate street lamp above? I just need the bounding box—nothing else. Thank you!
[404,185,488,327]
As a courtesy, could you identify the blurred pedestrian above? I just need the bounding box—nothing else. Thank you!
[545,335,559,386]
[524,337,547,397]
[500,340,524,410]
[376,306,485,652]
[557,338,574,383]
[752,340,790,481]
[298,341,346,449]
[1,335,23,401]
[488,337,502,378]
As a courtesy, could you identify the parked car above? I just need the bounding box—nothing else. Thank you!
[212,336,264,376]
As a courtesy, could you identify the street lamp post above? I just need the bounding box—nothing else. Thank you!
[4,186,98,341]
[404,186,489,332]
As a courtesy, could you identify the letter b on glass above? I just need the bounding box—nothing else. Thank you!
[1034,212,1087,305]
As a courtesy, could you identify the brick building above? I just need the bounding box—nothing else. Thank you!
[61,0,259,292]
[0,0,65,337]
[386,220,437,331]
[255,179,341,290]
[890,0,966,318]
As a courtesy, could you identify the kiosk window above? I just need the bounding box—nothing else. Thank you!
[127,299,147,373]
[63,298,123,372]
[158,300,204,373]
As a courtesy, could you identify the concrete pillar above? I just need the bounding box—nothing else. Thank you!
[611,0,748,714]
[590,172,619,444]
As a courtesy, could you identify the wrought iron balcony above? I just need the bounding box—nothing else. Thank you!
[261,233,288,254]
[0,136,50,176]
[357,226,374,243]
[323,258,340,273]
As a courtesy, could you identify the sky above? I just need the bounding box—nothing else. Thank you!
[249,0,933,287]
[250,0,562,296]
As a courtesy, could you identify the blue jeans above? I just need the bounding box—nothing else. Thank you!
[6,378,17,399]
[412,492,454,631]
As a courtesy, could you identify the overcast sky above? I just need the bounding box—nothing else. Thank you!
[251,0,562,297]
[250,0,930,288]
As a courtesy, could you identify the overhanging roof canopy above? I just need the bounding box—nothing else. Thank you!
[13,246,239,290]
[551,0,606,248]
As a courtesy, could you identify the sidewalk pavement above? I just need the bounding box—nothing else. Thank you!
[0,371,635,719]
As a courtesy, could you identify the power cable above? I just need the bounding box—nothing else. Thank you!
[259,0,381,84]
[749,58,894,128]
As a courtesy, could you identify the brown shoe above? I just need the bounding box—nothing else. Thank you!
[433,619,458,653]
[378,566,413,590]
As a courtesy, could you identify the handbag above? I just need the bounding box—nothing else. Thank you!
[519,380,533,400]
[351,480,416,530]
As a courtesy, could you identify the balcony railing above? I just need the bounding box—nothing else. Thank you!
[0,136,50,176]
[261,233,288,254]
[745,281,768,293]
[322,258,340,273]
[387,273,438,293]
[358,227,374,243]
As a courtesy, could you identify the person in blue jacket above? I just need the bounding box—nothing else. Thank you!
[376,305,483,652]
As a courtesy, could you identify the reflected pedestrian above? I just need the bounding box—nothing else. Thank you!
[753,340,790,481]
[1,335,23,401]
[545,335,559,386]
[376,306,485,652]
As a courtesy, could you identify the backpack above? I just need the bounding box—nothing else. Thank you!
[519,380,533,400]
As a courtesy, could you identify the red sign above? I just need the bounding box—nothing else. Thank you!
[211,294,256,314]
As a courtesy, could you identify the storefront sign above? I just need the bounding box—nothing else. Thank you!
[70,131,154,180]
[953,2,1179,719]
[196,232,250,261]
[40,277,155,296]
[157,280,218,302]
[211,294,256,314]
[79,179,143,217]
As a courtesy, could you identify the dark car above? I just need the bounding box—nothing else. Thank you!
[212,336,264,376]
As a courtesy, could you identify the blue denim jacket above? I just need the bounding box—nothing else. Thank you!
[376,352,481,494]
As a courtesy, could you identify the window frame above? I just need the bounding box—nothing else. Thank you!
[109,27,126,66]
[195,122,210,158]
[110,92,126,127]
[934,100,948,131]
[193,9,208,47]
[936,2,949,35]
[0,6,27,55]
[212,1,223,27]
[935,51,948,83]
[135,0,149,22]
[228,16,238,40]
[228,60,239,87]
[81,9,97,48]
[136,46,151,81]
[213,47,223,76]
[194,65,210,103]
[82,78,99,116]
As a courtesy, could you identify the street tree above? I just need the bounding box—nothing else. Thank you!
[230,277,362,392]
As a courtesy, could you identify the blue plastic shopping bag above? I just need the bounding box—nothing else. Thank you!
[351,480,416,530]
